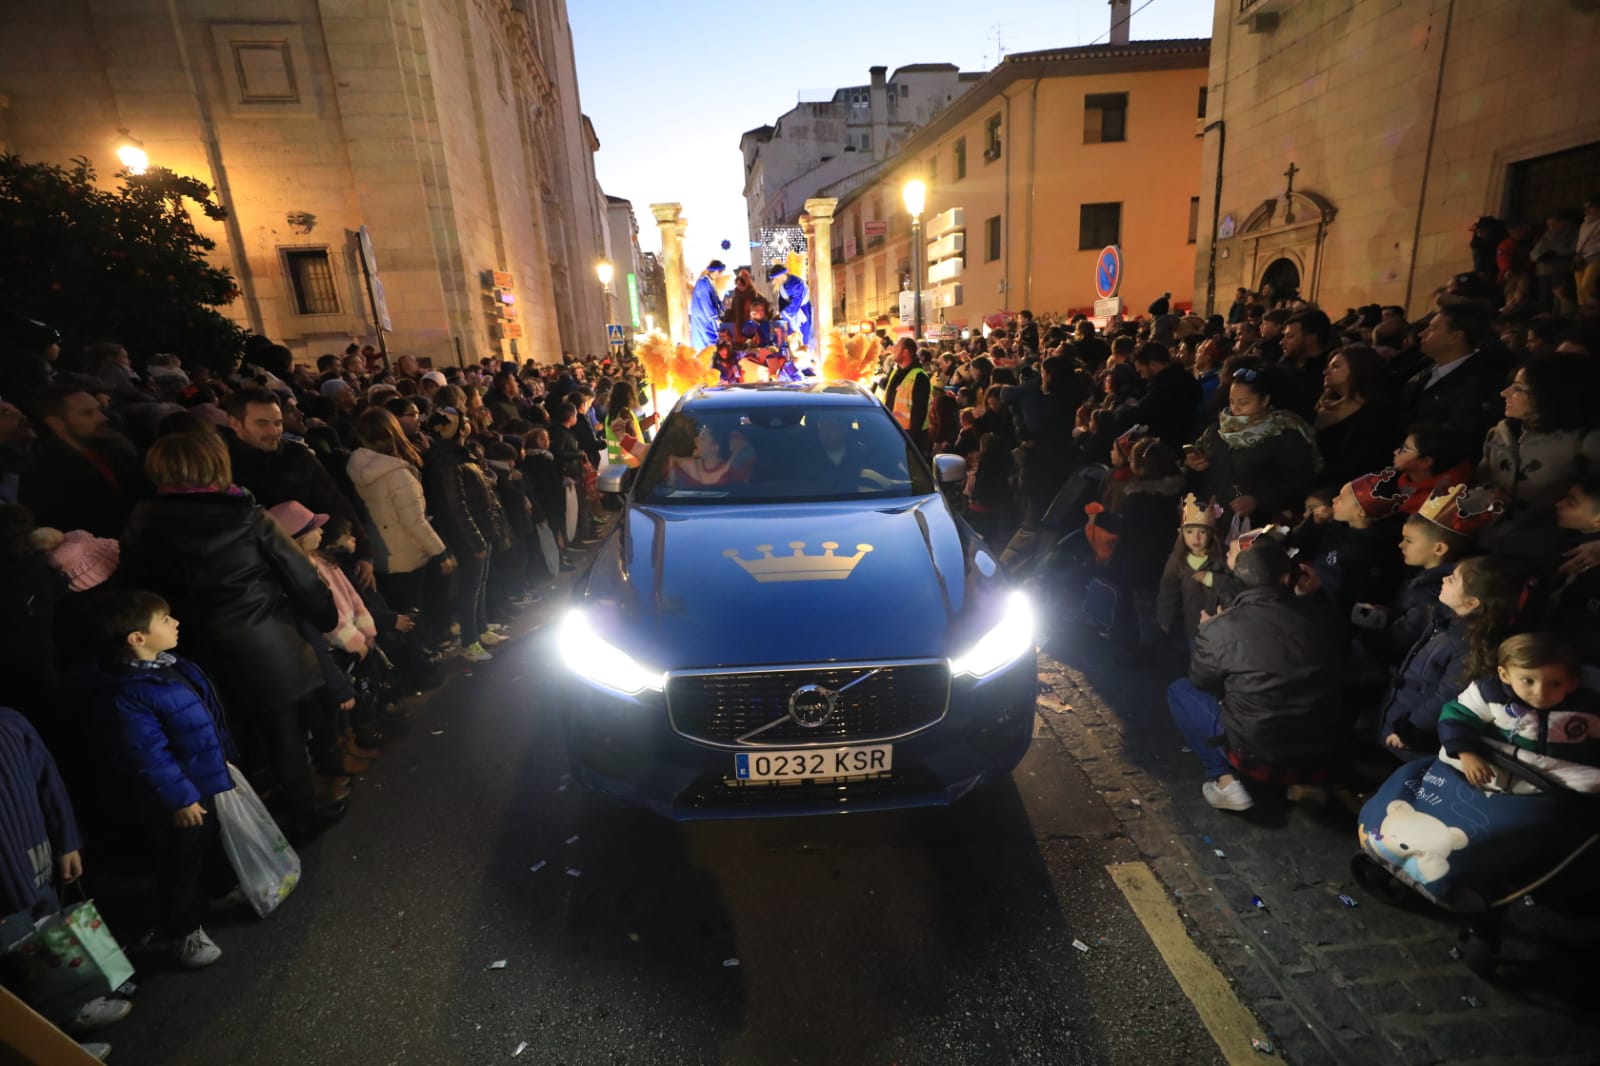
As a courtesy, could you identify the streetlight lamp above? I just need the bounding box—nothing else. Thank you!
[902,179,926,344]
[115,131,149,175]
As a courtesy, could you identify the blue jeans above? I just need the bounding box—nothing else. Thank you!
[455,551,491,646]
[1167,679,1233,780]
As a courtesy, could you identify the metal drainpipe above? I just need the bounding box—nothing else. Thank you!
[1202,118,1226,318]
[1403,0,1456,313]
[1024,77,1041,310]
[1002,86,1012,311]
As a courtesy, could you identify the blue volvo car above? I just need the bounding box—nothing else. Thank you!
[559,382,1037,820]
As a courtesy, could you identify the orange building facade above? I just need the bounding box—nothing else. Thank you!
[822,40,1210,335]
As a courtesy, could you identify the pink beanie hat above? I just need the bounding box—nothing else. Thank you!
[49,530,121,591]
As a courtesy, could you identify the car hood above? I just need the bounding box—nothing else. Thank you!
[579,496,998,670]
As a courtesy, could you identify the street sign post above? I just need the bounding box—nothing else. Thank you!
[1094,245,1123,301]
[606,323,626,348]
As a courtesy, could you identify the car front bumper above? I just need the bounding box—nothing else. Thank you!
[563,655,1036,821]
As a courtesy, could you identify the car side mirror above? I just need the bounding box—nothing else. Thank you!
[597,465,630,495]
[932,454,968,485]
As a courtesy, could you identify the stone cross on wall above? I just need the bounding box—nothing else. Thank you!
[1282,162,1300,224]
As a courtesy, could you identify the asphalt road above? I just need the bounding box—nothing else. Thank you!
[98,605,1230,1066]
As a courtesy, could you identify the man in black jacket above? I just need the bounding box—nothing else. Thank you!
[1400,303,1509,448]
[1128,343,1201,448]
[1166,541,1347,811]
[18,384,149,537]
[222,388,374,587]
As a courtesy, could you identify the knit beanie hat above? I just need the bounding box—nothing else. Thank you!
[48,530,121,591]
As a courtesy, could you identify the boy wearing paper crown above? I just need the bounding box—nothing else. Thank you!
[1302,469,1408,621]
[1368,481,1504,663]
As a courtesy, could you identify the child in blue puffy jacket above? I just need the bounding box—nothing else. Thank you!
[75,588,235,970]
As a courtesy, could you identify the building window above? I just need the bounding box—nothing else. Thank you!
[953,137,966,181]
[1084,92,1128,144]
[1188,197,1200,244]
[928,153,937,187]
[1079,203,1121,250]
[985,215,1002,262]
[284,249,340,315]
[1197,87,1209,120]
[984,114,1002,161]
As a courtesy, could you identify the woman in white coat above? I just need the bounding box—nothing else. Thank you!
[347,406,455,614]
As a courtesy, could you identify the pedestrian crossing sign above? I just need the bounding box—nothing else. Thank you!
[606,324,625,347]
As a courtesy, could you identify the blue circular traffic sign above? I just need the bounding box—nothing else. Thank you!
[1094,245,1122,300]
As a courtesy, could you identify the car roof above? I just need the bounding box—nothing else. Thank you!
[678,381,880,412]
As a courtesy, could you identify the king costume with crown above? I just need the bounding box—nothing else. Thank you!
[768,264,812,350]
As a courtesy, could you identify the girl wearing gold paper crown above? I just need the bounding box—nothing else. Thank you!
[1158,495,1234,642]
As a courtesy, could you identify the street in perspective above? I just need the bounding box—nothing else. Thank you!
[2,1,1600,1065]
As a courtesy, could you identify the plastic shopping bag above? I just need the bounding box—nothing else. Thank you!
[563,479,579,542]
[5,897,135,1023]
[215,763,301,918]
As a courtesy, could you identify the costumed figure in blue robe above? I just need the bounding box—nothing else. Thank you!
[689,260,726,350]
[767,264,812,350]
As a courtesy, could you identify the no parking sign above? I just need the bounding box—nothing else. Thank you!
[1094,245,1122,300]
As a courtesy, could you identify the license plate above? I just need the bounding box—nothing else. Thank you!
[734,745,892,782]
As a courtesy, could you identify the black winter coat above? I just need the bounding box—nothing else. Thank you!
[18,433,149,538]
[1126,364,1202,449]
[1193,415,1321,522]
[120,492,336,713]
[1377,609,1468,757]
[225,432,370,558]
[1368,563,1450,666]
[1399,349,1511,452]
[1190,585,1348,768]
[423,441,510,557]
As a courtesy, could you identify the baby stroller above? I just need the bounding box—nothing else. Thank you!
[1351,747,1600,989]
[1005,462,1110,580]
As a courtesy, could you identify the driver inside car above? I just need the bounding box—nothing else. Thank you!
[811,412,896,491]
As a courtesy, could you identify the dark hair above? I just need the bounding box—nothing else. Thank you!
[1263,308,1292,326]
[1227,362,1279,407]
[85,588,170,660]
[1432,303,1492,350]
[554,401,577,423]
[1131,439,1178,478]
[222,387,282,420]
[1286,309,1333,349]
[32,383,96,424]
[315,353,340,373]
[1110,335,1137,356]
[1520,352,1600,433]
[1455,556,1528,679]
[1328,344,1389,403]
[1234,541,1294,589]
[1570,469,1600,505]
[321,515,353,544]
[1131,342,1172,366]
[1171,521,1223,564]
[0,504,36,563]
[1106,362,1140,396]
[1403,511,1470,558]
[1405,422,1471,473]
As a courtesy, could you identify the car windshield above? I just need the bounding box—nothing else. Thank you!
[634,403,936,504]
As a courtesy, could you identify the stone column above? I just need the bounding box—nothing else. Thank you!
[650,202,687,343]
[804,197,839,344]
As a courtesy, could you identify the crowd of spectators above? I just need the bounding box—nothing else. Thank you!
[0,325,642,1053]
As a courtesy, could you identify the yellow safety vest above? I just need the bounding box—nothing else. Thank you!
[890,367,930,431]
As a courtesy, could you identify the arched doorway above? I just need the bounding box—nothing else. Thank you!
[1260,258,1301,306]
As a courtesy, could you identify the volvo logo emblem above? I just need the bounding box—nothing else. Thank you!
[787,684,837,729]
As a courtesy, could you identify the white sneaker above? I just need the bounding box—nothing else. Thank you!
[460,641,494,663]
[486,623,510,635]
[479,630,509,647]
[1202,778,1254,811]
[78,1043,112,1062]
[69,996,132,1033]
[173,927,222,969]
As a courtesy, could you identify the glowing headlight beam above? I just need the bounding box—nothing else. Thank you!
[558,609,666,696]
[949,591,1036,679]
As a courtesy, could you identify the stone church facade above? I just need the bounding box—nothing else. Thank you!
[1195,0,1600,317]
[0,0,611,366]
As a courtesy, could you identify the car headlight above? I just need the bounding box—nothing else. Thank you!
[949,591,1035,679]
[558,609,666,696]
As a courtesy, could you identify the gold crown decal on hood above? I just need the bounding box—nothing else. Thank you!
[723,541,874,583]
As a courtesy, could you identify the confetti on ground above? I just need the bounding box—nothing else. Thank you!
[627,933,640,943]
[1213,849,1227,859]
[722,958,740,967]
[431,729,444,736]
[529,860,546,873]
[556,783,569,792]
[565,868,582,878]
[1071,939,1090,953]
[512,1041,528,1057]
[565,835,580,845]
[486,959,507,970]
[1251,1037,1275,1054]
[1337,894,1358,908]
[1250,895,1268,911]
[1461,995,1481,1009]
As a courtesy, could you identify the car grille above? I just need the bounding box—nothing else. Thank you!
[666,662,950,747]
